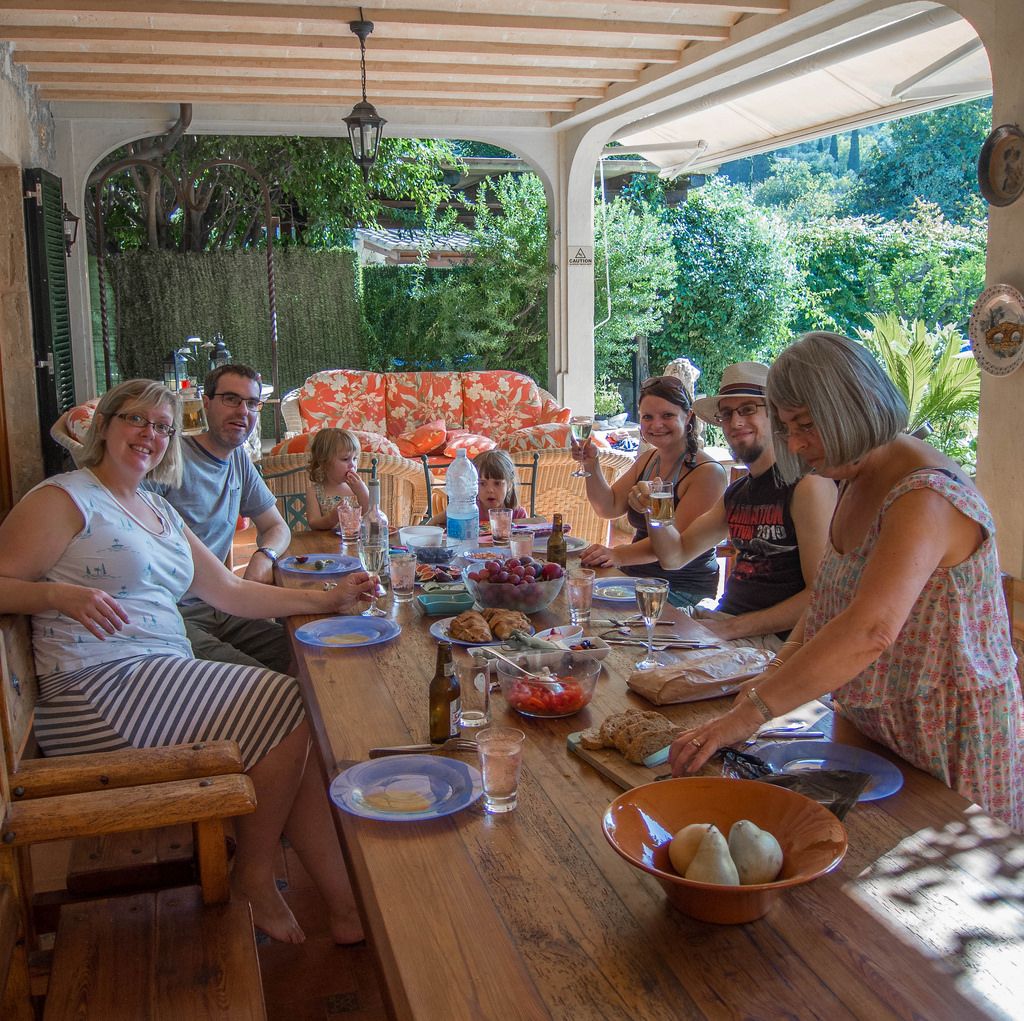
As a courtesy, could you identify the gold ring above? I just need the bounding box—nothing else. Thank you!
[690,738,703,749]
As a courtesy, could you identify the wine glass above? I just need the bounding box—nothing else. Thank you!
[357,538,389,617]
[570,415,594,478]
[634,579,669,670]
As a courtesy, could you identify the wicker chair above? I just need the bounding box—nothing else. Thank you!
[50,410,84,466]
[531,449,636,546]
[258,451,430,530]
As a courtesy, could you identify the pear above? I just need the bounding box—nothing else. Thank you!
[684,825,740,886]
[668,823,713,875]
[728,819,783,884]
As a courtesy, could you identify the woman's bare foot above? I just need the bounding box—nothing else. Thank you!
[330,910,365,946]
[232,877,306,944]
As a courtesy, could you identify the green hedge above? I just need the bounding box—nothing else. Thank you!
[98,247,364,435]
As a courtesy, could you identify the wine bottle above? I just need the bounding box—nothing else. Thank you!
[546,513,567,569]
[429,641,460,743]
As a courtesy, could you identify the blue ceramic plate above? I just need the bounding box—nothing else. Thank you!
[593,578,639,602]
[757,740,904,801]
[429,616,534,647]
[280,554,361,575]
[294,616,401,649]
[329,754,483,821]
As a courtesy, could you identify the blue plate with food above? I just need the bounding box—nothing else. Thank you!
[280,554,361,575]
[294,617,401,648]
[592,578,639,602]
[458,547,509,564]
[757,740,904,801]
[330,755,483,821]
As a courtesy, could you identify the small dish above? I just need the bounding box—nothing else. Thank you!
[552,635,611,661]
[969,283,1024,376]
[416,592,476,616]
[534,624,584,643]
[459,547,509,563]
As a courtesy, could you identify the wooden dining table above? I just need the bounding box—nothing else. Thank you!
[278,530,1023,1021]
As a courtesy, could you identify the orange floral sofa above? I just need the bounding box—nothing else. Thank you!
[276,369,577,460]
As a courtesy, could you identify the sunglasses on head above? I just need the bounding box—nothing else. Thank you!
[641,375,686,392]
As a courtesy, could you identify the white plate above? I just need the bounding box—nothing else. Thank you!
[593,578,639,602]
[429,615,534,647]
[534,624,584,642]
[969,283,1024,376]
[329,755,483,821]
[533,535,588,556]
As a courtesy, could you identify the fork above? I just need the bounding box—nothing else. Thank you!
[368,737,478,757]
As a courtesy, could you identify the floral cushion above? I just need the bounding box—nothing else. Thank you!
[505,422,611,453]
[394,419,447,458]
[385,372,463,438]
[444,432,497,458]
[462,370,566,439]
[349,430,402,457]
[297,370,388,434]
[67,398,100,442]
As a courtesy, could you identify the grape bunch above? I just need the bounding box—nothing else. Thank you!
[468,555,563,586]
[466,555,565,611]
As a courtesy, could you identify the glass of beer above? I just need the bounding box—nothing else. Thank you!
[569,416,594,477]
[647,480,675,527]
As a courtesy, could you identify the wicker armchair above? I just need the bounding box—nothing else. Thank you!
[50,410,84,466]
[531,449,636,546]
[258,451,430,530]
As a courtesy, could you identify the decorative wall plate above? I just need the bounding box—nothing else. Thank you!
[969,283,1024,376]
[978,124,1024,206]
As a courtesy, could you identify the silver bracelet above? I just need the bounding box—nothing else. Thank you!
[747,688,773,723]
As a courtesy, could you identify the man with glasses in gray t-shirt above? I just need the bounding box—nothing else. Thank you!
[146,363,293,672]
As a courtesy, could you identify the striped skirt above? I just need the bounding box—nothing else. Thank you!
[35,655,305,768]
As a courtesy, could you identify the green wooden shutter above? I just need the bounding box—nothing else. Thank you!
[23,168,76,475]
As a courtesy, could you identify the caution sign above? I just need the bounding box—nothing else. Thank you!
[568,246,594,267]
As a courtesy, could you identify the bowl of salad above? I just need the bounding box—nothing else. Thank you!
[494,651,601,718]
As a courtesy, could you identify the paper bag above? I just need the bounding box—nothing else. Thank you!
[626,647,774,705]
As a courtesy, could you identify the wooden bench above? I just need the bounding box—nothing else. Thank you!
[0,613,267,1020]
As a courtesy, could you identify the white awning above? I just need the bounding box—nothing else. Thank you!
[610,8,990,177]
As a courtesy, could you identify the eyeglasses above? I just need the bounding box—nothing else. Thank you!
[210,392,264,412]
[114,413,176,437]
[774,421,818,442]
[712,402,765,424]
[641,375,686,392]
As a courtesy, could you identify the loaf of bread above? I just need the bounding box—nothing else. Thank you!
[589,709,679,764]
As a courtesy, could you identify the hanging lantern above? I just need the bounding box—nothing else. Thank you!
[211,332,232,369]
[344,13,387,181]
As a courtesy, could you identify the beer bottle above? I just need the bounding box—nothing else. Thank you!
[429,641,460,743]
[546,513,567,569]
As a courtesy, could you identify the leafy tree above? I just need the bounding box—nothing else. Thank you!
[791,201,986,336]
[592,189,677,386]
[848,129,861,173]
[91,133,460,253]
[848,98,991,223]
[857,313,980,470]
[653,178,797,391]
[752,157,857,222]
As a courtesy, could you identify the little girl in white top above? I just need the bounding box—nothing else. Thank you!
[304,428,370,530]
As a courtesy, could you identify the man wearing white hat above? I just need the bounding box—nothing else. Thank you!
[648,361,836,650]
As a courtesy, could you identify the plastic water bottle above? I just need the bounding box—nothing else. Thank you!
[445,449,479,546]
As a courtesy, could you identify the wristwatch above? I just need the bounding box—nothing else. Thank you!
[256,546,279,564]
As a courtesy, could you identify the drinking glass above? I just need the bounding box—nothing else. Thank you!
[337,498,362,542]
[388,552,417,603]
[358,539,389,617]
[566,568,596,625]
[646,480,675,527]
[569,416,594,478]
[634,578,669,669]
[509,528,534,560]
[488,508,513,547]
[455,655,492,728]
[477,727,526,813]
